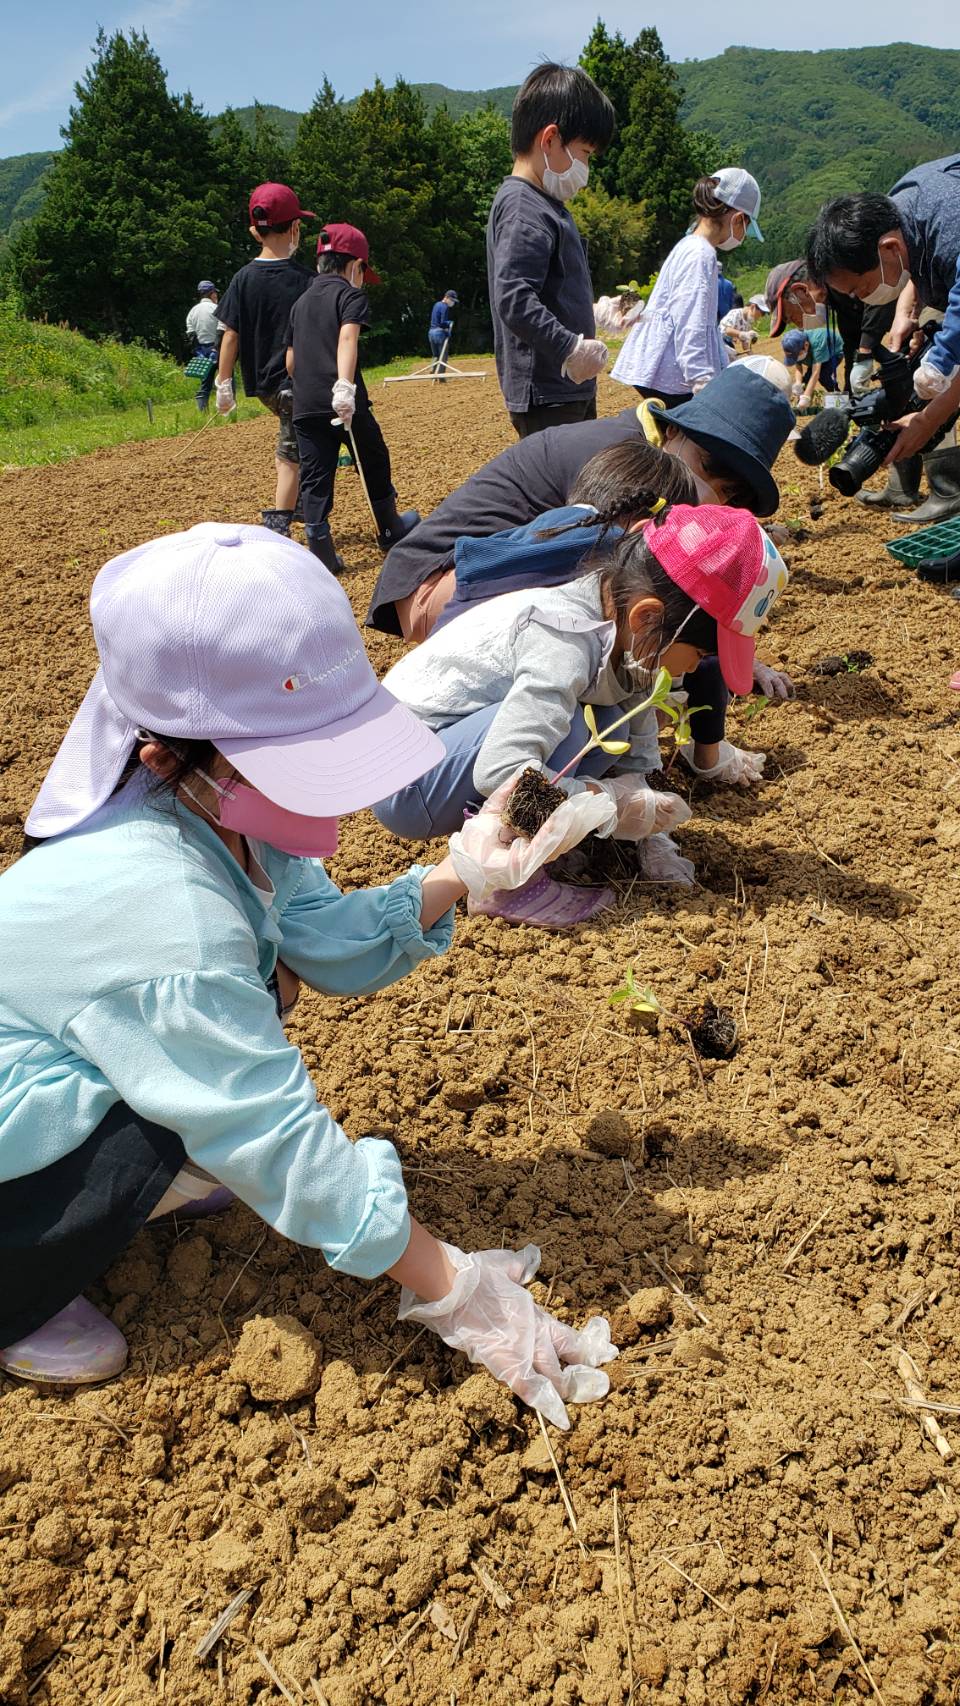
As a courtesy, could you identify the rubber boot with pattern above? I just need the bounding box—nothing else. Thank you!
[260,508,294,536]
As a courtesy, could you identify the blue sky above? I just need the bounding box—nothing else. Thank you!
[2,0,959,157]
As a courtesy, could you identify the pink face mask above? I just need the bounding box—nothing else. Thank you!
[186,770,339,858]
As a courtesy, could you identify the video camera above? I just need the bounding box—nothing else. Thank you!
[795,330,952,495]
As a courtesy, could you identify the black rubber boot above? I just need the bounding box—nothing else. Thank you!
[261,508,294,536]
[305,524,346,575]
[371,496,421,553]
[856,454,922,510]
[895,447,960,525]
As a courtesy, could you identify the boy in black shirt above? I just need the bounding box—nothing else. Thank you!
[286,223,419,573]
[215,182,317,535]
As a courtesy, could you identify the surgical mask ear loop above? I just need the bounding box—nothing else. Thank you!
[622,605,698,691]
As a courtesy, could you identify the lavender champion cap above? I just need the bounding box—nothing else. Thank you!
[26,522,445,838]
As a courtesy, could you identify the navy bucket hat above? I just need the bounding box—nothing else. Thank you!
[648,364,794,517]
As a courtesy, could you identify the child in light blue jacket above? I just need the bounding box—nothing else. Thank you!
[0,522,615,1426]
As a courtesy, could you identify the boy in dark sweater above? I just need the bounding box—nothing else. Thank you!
[215,183,317,535]
[285,223,419,573]
[487,64,614,439]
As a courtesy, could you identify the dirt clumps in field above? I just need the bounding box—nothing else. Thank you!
[2,364,960,1703]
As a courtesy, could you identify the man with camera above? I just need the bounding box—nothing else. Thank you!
[806,157,960,522]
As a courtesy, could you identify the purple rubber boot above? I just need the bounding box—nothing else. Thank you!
[0,1296,128,1385]
[176,1186,234,1219]
[468,871,615,929]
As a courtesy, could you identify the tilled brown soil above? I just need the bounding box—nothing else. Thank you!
[2,360,960,1706]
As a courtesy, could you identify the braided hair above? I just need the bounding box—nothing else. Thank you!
[533,439,699,549]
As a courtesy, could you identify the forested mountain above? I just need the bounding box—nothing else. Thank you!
[680,43,960,256]
[4,45,960,262]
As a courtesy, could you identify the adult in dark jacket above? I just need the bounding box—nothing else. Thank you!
[806,156,960,521]
[366,363,793,641]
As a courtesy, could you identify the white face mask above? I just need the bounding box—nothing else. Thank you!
[716,213,746,252]
[803,304,827,330]
[542,144,589,202]
[861,246,910,307]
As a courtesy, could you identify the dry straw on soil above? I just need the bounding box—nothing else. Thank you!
[1,355,959,1704]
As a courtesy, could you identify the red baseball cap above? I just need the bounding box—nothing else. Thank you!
[765,259,805,337]
[642,506,789,695]
[248,183,316,228]
[317,222,382,285]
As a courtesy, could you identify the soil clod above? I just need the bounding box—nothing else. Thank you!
[501,766,566,838]
[683,1001,739,1059]
[812,649,874,676]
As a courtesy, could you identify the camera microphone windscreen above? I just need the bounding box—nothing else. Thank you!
[794,407,851,466]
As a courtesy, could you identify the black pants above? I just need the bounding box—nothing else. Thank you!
[295,407,393,527]
[509,397,598,439]
[0,1102,186,1344]
[633,385,693,409]
[684,656,728,746]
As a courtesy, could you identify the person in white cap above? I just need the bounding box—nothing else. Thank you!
[611,168,763,406]
[719,293,769,353]
[0,523,616,1423]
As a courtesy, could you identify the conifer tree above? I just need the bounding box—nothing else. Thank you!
[11,29,227,351]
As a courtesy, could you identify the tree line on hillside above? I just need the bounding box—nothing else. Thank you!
[3,24,717,361]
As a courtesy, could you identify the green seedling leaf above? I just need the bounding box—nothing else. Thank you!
[742,694,770,722]
[609,969,662,1032]
[583,704,631,756]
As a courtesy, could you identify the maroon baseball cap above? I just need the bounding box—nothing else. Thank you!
[765,260,805,337]
[248,183,316,228]
[317,222,382,285]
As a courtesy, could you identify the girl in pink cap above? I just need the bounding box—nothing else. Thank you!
[377,503,789,924]
[0,521,616,1425]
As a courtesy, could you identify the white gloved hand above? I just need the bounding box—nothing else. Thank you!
[449,768,617,901]
[913,361,957,402]
[790,380,804,403]
[849,356,875,398]
[561,335,609,384]
[752,660,796,700]
[398,1243,617,1430]
[593,774,691,839]
[680,739,766,784]
[639,832,696,887]
[215,379,236,415]
[331,379,357,427]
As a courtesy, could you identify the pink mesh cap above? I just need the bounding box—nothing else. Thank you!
[641,505,789,695]
[26,523,445,838]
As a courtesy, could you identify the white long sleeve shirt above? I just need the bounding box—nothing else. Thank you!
[611,234,729,394]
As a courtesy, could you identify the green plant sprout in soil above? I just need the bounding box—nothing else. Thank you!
[812,650,874,677]
[610,967,739,1059]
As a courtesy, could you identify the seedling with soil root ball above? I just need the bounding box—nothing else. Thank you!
[610,968,739,1060]
[500,667,678,838]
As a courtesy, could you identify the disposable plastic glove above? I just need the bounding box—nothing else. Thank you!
[849,356,875,398]
[913,361,958,402]
[215,379,236,415]
[680,739,765,784]
[449,769,616,902]
[561,335,609,384]
[639,832,696,887]
[331,379,357,427]
[594,774,692,839]
[398,1243,617,1430]
[752,660,796,700]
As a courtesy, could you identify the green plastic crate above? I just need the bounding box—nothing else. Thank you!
[885,516,960,565]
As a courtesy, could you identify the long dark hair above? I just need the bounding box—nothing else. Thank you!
[535,440,698,549]
[691,175,731,224]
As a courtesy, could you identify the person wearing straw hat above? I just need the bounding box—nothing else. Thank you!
[0,522,617,1420]
[611,168,764,406]
[285,223,420,573]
